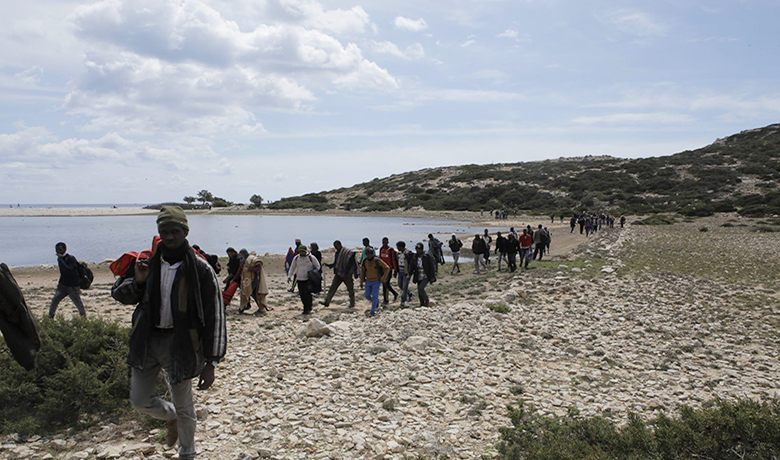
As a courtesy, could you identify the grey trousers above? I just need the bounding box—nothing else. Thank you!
[49,284,86,318]
[323,273,356,307]
[473,254,483,273]
[130,332,197,459]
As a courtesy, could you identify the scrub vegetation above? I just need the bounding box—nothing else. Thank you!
[269,124,780,216]
[0,316,131,436]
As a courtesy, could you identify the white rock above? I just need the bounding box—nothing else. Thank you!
[403,336,433,351]
[297,318,332,338]
[328,321,352,333]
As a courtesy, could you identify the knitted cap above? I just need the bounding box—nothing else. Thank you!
[157,205,189,231]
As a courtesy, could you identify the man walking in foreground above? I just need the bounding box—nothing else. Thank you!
[48,242,87,318]
[112,206,226,459]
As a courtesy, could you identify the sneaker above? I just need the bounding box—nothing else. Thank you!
[318,301,329,307]
[166,419,178,448]
[400,302,406,307]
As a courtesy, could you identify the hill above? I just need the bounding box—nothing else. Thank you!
[269,124,780,216]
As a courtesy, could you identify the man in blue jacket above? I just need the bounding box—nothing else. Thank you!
[48,242,86,318]
[112,206,226,459]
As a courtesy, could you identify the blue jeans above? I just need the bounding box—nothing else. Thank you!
[364,281,381,315]
[398,271,412,303]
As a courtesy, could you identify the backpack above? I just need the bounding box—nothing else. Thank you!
[306,255,322,293]
[77,262,94,290]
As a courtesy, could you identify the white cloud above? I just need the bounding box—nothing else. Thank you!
[573,112,695,125]
[393,16,428,32]
[371,41,425,60]
[474,69,508,83]
[496,28,518,41]
[0,126,222,171]
[65,0,397,135]
[14,66,44,84]
[598,9,667,38]
[461,35,476,47]
[206,157,234,175]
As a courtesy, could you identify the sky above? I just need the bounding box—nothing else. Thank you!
[1,0,779,205]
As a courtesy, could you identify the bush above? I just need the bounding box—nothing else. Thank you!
[487,303,512,314]
[633,215,677,226]
[498,399,780,460]
[752,226,779,233]
[699,226,709,232]
[0,316,131,436]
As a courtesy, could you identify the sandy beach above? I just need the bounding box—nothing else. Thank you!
[0,206,157,217]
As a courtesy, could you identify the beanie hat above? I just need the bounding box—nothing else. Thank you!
[157,205,189,231]
[365,247,375,255]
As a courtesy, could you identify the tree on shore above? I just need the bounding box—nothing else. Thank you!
[197,190,214,206]
[183,196,196,205]
[250,194,263,208]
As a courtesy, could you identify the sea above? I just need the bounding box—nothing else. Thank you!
[0,214,493,267]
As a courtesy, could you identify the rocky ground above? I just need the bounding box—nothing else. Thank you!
[3,216,780,459]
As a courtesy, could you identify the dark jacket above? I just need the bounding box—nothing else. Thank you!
[495,235,507,253]
[505,238,520,255]
[226,254,240,281]
[57,254,81,287]
[471,237,486,255]
[111,244,226,384]
[410,252,436,284]
[448,238,463,253]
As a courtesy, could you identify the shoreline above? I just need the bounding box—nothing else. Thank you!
[0,205,549,222]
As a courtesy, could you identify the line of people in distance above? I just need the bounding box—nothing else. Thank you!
[223,225,556,319]
[223,236,438,318]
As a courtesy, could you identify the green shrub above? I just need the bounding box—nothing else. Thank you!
[487,303,511,314]
[753,226,779,233]
[699,226,709,232]
[498,399,780,460]
[0,316,131,436]
[633,215,677,226]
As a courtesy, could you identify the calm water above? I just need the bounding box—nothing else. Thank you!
[0,215,485,267]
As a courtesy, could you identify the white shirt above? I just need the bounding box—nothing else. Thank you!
[416,256,426,280]
[288,254,320,281]
[159,259,182,329]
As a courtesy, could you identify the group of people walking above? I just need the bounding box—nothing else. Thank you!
[36,205,628,459]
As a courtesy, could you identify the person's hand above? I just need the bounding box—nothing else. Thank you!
[197,363,215,390]
[135,259,150,284]
[287,278,291,284]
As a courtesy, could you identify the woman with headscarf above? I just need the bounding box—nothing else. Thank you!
[238,249,270,314]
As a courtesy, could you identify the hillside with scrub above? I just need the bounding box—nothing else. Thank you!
[269,124,780,216]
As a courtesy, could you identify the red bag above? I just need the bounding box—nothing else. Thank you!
[222,281,239,305]
[110,237,161,276]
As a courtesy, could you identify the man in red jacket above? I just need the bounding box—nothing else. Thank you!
[378,237,398,305]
